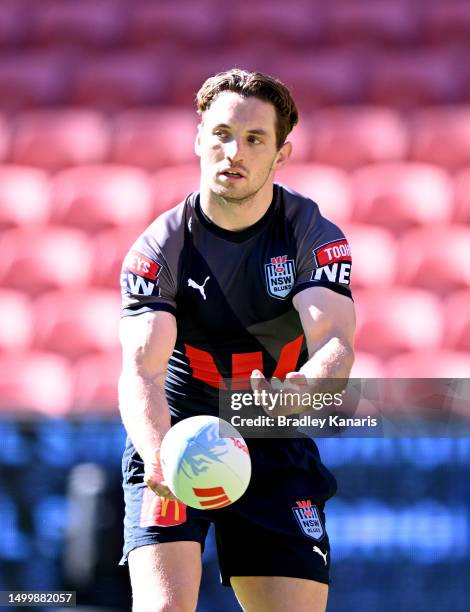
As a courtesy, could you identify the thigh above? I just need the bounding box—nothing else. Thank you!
[129,541,202,612]
[230,576,328,612]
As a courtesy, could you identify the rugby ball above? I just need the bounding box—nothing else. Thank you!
[160,416,251,510]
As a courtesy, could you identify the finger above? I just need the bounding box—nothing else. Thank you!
[250,369,265,392]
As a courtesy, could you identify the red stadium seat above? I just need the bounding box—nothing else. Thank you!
[443,290,470,352]
[275,52,366,110]
[129,1,225,50]
[33,289,121,361]
[424,1,470,48]
[72,53,168,111]
[349,352,386,379]
[0,52,72,110]
[454,168,470,223]
[352,163,453,233]
[409,107,470,170]
[326,0,420,48]
[0,226,92,295]
[308,107,408,169]
[342,223,397,289]
[0,290,34,352]
[150,164,200,216]
[276,164,353,224]
[112,109,198,170]
[30,0,127,50]
[0,351,73,415]
[72,352,121,413]
[228,2,321,49]
[51,165,152,233]
[386,350,470,378]
[354,288,445,359]
[0,115,10,162]
[0,166,50,229]
[396,225,470,295]
[164,50,274,107]
[368,51,461,108]
[0,0,32,48]
[91,225,147,288]
[12,109,110,171]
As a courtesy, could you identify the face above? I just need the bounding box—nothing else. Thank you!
[195,91,291,204]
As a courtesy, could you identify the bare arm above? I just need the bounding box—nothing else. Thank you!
[118,310,177,465]
[293,286,356,390]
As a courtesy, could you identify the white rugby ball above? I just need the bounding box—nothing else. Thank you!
[160,416,251,510]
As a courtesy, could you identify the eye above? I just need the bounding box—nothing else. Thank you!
[247,135,261,144]
[213,130,229,140]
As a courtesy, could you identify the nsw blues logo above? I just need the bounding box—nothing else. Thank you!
[265,255,296,300]
[292,500,325,541]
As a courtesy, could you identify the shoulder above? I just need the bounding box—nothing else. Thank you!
[276,184,348,246]
[138,197,191,251]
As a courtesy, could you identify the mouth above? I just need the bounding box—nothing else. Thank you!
[218,169,246,180]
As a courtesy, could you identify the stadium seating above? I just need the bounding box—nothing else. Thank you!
[112,109,198,169]
[227,2,319,50]
[349,352,386,379]
[33,289,121,361]
[367,51,461,107]
[409,106,470,170]
[396,225,470,294]
[386,350,470,378]
[342,223,397,289]
[0,115,10,161]
[91,225,147,288]
[275,164,353,224]
[0,0,32,48]
[30,0,128,50]
[424,1,470,48]
[128,1,225,50]
[0,166,50,229]
[453,168,470,223]
[325,0,420,49]
[275,52,366,109]
[443,290,470,352]
[151,164,200,215]
[72,352,121,412]
[0,351,73,415]
[0,226,92,295]
[71,52,168,110]
[352,163,453,233]
[354,288,445,359]
[0,290,34,352]
[308,107,408,169]
[50,165,152,233]
[0,52,73,110]
[12,109,110,170]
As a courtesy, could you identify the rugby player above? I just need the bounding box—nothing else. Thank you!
[119,69,356,612]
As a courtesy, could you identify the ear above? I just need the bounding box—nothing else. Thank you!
[194,124,202,157]
[273,141,292,172]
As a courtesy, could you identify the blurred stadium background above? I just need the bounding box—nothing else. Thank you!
[0,0,469,610]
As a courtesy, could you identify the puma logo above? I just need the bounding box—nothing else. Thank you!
[187,276,210,300]
[312,546,328,566]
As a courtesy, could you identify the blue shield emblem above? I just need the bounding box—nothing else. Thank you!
[292,503,325,540]
[265,256,296,300]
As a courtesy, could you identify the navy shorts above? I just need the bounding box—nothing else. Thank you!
[121,437,335,587]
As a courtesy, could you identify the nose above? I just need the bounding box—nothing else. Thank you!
[223,137,242,162]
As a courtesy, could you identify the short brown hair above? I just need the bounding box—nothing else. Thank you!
[196,68,298,150]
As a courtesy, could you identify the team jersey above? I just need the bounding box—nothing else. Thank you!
[121,183,352,418]
[120,184,352,497]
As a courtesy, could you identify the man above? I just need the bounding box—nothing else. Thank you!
[119,69,355,612]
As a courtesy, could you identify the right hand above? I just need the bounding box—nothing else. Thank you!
[144,448,177,500]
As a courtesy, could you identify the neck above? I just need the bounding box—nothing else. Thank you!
[199,183,274,231]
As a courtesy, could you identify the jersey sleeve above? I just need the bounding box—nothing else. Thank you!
[293,215,353,300]
[120,222,178,317]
